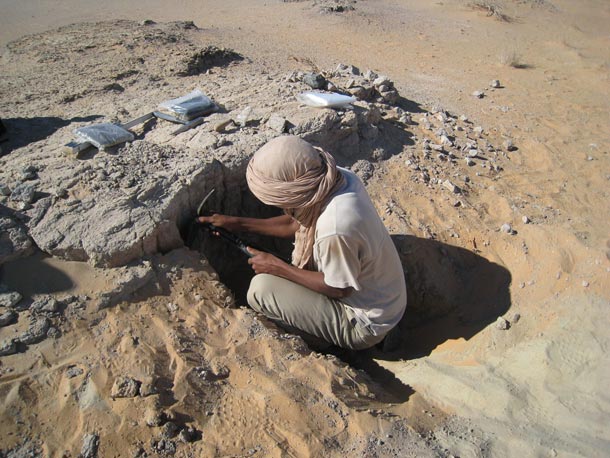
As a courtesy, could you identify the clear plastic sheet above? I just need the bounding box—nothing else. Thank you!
[158,89,216,122]
[74,123,134,149]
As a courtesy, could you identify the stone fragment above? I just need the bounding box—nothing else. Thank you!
[18,317,51,345]
[379,89,399,104]
[30,296,59,314]
[111,376,141,398]
[346,65,360,75]
[151,439,176,455]
[161,421,180,439]
[490,79,501,88]
[235,106,253,127]
[363,69,378,80]
[473,126,483,135]
[495,317,509,330]
[582,280,589,287]
[465,157,475,166]
[67,365,85,378]
[503,139,517,151]
[0,310,17,327]
[81,433,100,458]
[399,113,411,124]
[0,290,22,308]
[436,111,448,122]
[522,215,530,224]
[0,339,18,356]
[21,165,38,180]
[373,76,391,87]
[54,188,68,199]
[178,427,198,443]
[213,119,233,132]
[139,379,157,397]
[512,313,521,324]
[443,180,461,194]
[47,327,61,338]
[347,86,370,99]
[500,223,513,234]
[302,72,326,89]
[9,182,36,205]
[472,91,484,98]
[0,184,10,196]
[468,149,478,158]
[266,114,287,133]
[440,135,453,147]
[145,406,165,427]
[285,70,302,82]
[350,159,374,184]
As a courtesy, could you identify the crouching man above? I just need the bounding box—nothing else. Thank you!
[199,136,406,349]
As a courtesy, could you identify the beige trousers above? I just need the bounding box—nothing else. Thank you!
[246,273,385,350]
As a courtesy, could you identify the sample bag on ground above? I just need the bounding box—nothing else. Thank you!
[158,89,217,122]
[74,123,134,149]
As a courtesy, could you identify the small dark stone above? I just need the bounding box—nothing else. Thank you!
[111,376,141,398]
[30,296,59,315]
[9,183,36,205]
[67,365,84,378]
[0,310,17,327]
[161,421,180,439]
[152,439,176,455]
[0,339,18,356]
[178,427,198,443]
[302,72,327,89]
[18,317,51,345]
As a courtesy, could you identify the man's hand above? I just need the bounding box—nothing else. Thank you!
[247,247,287,275]
[248,247,352,299]
[197,214,298,239]
[197,214,242,232]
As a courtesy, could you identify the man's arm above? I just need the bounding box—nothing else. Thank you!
[247,248,353,299]
[197,214,299,239]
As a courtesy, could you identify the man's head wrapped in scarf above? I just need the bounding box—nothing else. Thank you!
[246,136,346,269]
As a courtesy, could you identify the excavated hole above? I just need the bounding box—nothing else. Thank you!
[183,173,292,306]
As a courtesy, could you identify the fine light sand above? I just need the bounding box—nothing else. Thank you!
[1,1,609,457]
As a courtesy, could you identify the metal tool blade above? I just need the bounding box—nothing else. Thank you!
[196,188,216,216]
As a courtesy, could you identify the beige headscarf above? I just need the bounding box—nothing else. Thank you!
[246,136,346,269]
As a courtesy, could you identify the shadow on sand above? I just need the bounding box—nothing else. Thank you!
[338,234,512,400]
[0,252,75,297]
[0,115,103,155]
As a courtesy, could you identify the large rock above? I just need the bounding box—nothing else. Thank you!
[27,141,222,267]
[0,205,34,265]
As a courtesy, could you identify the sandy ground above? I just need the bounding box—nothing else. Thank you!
[0,0,609,457]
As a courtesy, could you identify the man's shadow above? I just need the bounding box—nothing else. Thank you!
[336,234,511,402]
[356,235,512,364]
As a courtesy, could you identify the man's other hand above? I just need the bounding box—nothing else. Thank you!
[247,247,287,275]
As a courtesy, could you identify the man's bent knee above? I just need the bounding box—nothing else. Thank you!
[247,273,274,314]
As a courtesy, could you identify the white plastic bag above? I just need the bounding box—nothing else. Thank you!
[296,91,356,108]
[74,123,134,149]
[158,89,216,121]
